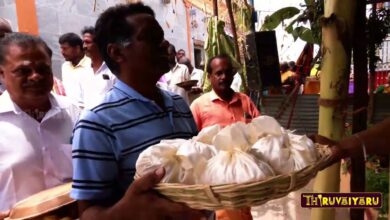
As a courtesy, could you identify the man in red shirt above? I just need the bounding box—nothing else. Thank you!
[190,54,260,220]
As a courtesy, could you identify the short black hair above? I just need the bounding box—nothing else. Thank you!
[95,3,155,75]
[0,32,52,65]
[58,32,83,49]
[206,54,233,74]
[81,26,95,37]
[177,49,185,53]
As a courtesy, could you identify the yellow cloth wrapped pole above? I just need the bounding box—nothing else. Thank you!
[311,0,356,220]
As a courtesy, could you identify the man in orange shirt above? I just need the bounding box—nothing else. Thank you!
[190,54,259,220]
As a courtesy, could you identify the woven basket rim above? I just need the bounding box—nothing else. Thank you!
[155,153,331,188]
[149,146,333,210]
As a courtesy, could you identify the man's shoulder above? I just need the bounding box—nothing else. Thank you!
[191,92,211,106]
[88,90,132,112]
[61,61,72,70]
[101,63,116,78]
[51,94,81,119]
[176,64,189,73]
[161,89,186,103]
[236,92,251,99]
[79,56,92,68]
[0,91,15,114]
[176,63,187,69]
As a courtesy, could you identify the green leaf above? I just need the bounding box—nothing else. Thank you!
[285,24,294,33]
[202,17,242,92]
[293,26,315,43]
[291,28,299,41]
[285,16,300,33]
[261,7,300,31]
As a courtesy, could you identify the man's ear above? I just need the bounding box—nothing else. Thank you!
[107,43,124,64]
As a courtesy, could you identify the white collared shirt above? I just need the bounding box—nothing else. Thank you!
[162,63,190,104]
[82,62,116,109]
[61,56,91,106]
[0,91,81,211]
[191,68,204,87]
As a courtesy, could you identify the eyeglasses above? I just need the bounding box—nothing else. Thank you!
[117,38,132,48]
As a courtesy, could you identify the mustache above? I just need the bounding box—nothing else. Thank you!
[23,80,47,88]
[218,80,230,84]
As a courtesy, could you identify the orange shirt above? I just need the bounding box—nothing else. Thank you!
[191,90,258,220]
[190,90,260,131]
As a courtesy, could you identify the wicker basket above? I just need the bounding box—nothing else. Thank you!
[6,183,77,220]
[151,145,333,210]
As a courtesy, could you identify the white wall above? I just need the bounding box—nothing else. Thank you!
[145,0,207,65]
[35,0,128,78]
[0,0,18,32]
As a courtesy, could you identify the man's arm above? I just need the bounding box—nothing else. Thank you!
[338,117,390,158]
[313,117,390,163]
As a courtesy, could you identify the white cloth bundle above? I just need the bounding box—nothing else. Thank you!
[245,115,284,145]
[136,139,216,184]
[251,129,318,174]
[251,132,295,174]
[176,139,218,166]
[287,131,318,170]
[199,149,275,185]
[193,124,221,145]
[136,115,318,185]
[198,122,275,185]
[212,122,251,152]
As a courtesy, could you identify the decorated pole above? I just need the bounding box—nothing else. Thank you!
[311,0,356,219]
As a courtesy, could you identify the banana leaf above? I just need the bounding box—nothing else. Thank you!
[202,17,242,92]
[261,7,300,31]
[291,26,315,43]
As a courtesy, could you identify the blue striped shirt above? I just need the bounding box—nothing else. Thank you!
[70,80,197,201]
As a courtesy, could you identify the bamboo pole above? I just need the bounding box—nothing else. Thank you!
[311,0,356,219]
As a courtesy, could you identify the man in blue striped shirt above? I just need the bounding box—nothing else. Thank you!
[71,3,201,220]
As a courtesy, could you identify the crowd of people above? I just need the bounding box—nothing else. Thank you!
[0,2,389,220]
